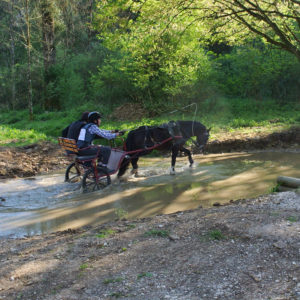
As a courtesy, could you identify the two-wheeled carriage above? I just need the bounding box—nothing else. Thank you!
[58,137,128,193]
[58,135,180,193]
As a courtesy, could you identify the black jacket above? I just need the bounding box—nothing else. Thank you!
[61,120,87,141]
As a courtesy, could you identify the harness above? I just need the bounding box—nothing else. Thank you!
[160,120,201,148]
[159,121,184,145]
[144,126,155,148]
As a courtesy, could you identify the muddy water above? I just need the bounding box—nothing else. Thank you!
[0,151,299,238]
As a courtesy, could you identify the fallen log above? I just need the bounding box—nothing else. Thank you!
[277,176,300,188]
[277,185,297,192]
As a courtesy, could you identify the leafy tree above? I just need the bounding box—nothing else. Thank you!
[93,0,214,110]
[95,0,300,61]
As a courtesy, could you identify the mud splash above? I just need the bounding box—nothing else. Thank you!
[1,151,299,238]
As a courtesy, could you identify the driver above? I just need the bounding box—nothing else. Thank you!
[77,111,124,172]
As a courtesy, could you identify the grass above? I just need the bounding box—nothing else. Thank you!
[126,224,136,230]
[144,229,169,238]
[79,263,89,270]
[114,208,128,219]
[269,183,281,193]
[137,272,153,279]
[209,229,225,240]
[0,98,299,147]
[0,125,51,146]
[200,229,226,241]
[109,292,126,298]
[286,216,298,222]
[103,277,123,284]
[95,228,116,238]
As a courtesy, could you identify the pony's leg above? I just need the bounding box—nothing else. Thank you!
[180,146,194,167]
[170,145,179,175]
[131,157,139,176]
[117,157,131,178]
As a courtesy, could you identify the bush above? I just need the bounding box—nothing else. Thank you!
[214,43,300,101]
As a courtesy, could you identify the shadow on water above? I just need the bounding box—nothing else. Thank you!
[0,151,300,237]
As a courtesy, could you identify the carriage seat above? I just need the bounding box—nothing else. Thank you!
[76,155,97,161]
[58,137,99,161]
[58,137,78,155]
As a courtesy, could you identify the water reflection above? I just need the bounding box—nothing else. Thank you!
[0,151,299,237]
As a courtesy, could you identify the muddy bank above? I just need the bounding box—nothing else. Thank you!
[0,142,69,179]
[203,126,300,153]
[0,192,299,299]
[0,126,299,179]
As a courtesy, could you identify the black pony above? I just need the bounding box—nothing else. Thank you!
[117,120,210,177]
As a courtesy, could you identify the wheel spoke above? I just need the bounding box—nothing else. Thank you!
[82,167,111,193]
[66,162,82,183]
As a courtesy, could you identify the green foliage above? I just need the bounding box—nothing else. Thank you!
[215,45,300,100]
[208,230,225,240]
[79,264,89,270]
[1,0,299,117]
[137,272,153,279]
[96,228,116,238]
[114,208,128,219]
[270,184,281,193]
[144,229,169,238]
[103,277,123,284]
[0,97,299,147]
[126,224,136,230]
[109,292,126,298]
[286,216,298,223]
[0,125,48,146]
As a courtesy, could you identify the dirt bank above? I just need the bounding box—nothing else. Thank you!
[0,192,299,299]
[201,126,300,153]
[0,142,69,179]
[0,126,299,179]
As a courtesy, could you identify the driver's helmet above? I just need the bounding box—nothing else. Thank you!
[88,111,102,123]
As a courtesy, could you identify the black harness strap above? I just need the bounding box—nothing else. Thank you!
[143,126,155,149]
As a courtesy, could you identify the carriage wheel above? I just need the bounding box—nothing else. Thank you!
[65,162,81,182]
[81,167,111,193]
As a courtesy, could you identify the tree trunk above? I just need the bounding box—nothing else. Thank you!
[8,0,16,109]
[40,0,57,109]
[25,0,33,120]
[277,176,300,188]
[41,0,55,71]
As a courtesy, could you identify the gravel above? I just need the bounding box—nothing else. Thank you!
[0,191,299,300]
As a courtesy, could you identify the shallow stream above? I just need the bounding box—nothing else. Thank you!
[0,151,299,238]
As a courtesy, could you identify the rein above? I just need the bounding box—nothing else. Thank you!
[175,121,199,148]
[125,135,182,157]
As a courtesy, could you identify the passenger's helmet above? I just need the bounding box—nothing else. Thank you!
[88,111,102,123]
[80,111,90,122]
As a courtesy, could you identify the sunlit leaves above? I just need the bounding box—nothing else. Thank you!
[95,0,300,59]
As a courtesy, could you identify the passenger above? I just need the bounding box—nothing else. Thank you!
[77,111,124,172]
[61,111,89,141]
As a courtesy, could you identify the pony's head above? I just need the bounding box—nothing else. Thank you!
[195,127,210,151]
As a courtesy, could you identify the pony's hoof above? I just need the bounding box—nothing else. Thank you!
[189,162,195,168]
[117,176,128,183]
[131,169,138,177]
[169,167,176,175]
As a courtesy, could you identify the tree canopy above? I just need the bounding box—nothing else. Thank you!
[95,0,300,60]
[0,0,299,116]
